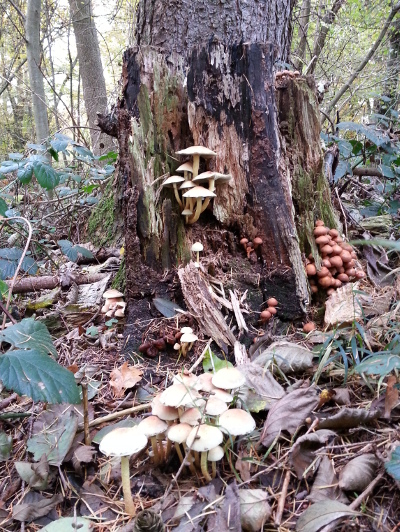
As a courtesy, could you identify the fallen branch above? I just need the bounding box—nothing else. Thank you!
[4,273,109,293]
[78,402,150,430]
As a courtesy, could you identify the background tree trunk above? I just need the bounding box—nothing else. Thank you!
[118,0,337,352]
[26,0,50,143]
[68,0,113,154]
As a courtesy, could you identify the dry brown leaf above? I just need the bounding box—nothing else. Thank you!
[13,494,63,522]
[308,456,348,504]
[384,376,399,419]
[338,454,379,492]
[317,407,379,430]
[235,450,252,482]
[324,282,362,327]
[260,386,319,447]
[109,362,143,397]
[290,430,336,479]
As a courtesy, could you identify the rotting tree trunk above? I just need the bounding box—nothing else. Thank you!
[118,0,337,352]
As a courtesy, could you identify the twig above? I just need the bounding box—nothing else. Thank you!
[78,402,150,430]
[189,338,212,373]
[0,216,33,329]
[275,469,291,526]
[0,300,16,324]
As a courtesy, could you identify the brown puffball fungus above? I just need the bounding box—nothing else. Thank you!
[315,220,325,226]
[315,235,330,246]
[311,285,318,294]
[267,297,278,307]
[314,226,329,237]
[267,306,277,315]
[355,270,366,279]
[306,263,317,276]
[253,237,263,249]
[260,310,272,322]
[240,238,248,251]
[303,322,316,333]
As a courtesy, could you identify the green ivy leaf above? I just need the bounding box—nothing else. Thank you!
[50,138,69,153]
[48,147,59,162]
[0,349,80,403]
[0,318,57,356]
[17,164,34,185]
[203,350,233,372]
[33,162,60,190]
[385,445,400,481]
[57,240,93,262]
[0,432,12,461]
[0,197,8,216]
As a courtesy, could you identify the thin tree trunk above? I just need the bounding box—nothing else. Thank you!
[68,0,113,154]
[377,17,400,116]
[294,0,311,72]
[26,0,50,143]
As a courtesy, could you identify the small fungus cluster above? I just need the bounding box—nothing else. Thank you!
[139,326,198,358]
[306,220,366,295]
[260,297,278,323]
[239,236,263,261]
[161,146,232,224]
[101,289,125,318]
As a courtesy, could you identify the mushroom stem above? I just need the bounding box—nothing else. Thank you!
[150,436,160,465]
[201,451,212,483]
[194,451,201,469]
[174,442,186,468]
[192,155,200,178]
[200,179,216,213]
[211,461,217,479]
[187,198,203,224]
[157,436,165,462]
[186,450,198,475]
[173,184,183,208]
[120,455,135,516]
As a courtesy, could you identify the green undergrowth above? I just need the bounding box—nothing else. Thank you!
[87,181,117,246]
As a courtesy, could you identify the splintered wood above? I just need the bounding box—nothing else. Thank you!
[178,263,235,351]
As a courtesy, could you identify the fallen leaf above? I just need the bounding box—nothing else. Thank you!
[260,386,319,447]
[40,517,92,531]
[339,454,379,492]
[208,482,241,532]
[296,500,359,532]
[252,341,314,373]
[332,388,351,405]
[238,362,285,412]
[290,430,336,479]
[0,432,12,461]
[109,362,143,397]
[238,489,271,531]
[308,456,348,503]
[384,376,399,419]
[385,445,400,481]
[324,283,362,327]
[317,407,379,430]
[235,450,252,482]
[15,455,50,490]
[79,480,118,521]
[13,494,63,522]
[72,445,97,472]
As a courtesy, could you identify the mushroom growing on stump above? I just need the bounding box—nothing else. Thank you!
[162,175,185,209]
[176,161,194,181]
[186,424,223,483]
[99,426,148,516]
[191,242,203,264]
[180,331,198,357]
[192,171,232,213]
[175,146,217,178]
[182,186,217,224]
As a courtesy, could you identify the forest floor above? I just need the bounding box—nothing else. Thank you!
[1,179,400,532]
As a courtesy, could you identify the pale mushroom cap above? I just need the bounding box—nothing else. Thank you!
[197,373,218,393]
[179,181,196,189]
[191,242,203,252]
[151,395,179,421]
[208,445,224,462]
[186,424,223,452]
[180,327,193,334]
[176,162,194,173]
[176,146,217,158]
[159,384,201,407]
[211,367,246,389]
[99,426,148,457]
[211,388,233,402]
[205,397,229,416]
[192,171,216,183]
[138,415,168,437]
[181,332,198,343]
[173,373,199,388]
[218,409,256,436]
[181,209,193,216]
[182,186,216,198]
[179,407,202,425]
[162,175,185,187]
[167,423,192,444]
[214,173,232,183]
[103,289,124,299]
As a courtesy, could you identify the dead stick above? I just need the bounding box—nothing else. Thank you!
[275,469,291,526]
[81,383,90,445]
[320,472,384,532]
[78,403,150,430]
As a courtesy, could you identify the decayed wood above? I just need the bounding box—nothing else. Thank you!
[229,290,248,333]
[178,263,236,352]
[234,341,250,365]
[4,273,109,294]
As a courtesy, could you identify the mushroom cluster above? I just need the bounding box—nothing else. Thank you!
[306,221,366,296]
[260,297,278,324]
[136,366,255,482]
[101,289,126,318]
[161,146,232,224]
[139,325,198,358]
[239,236,263,262]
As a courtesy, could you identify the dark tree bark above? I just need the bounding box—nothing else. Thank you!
[118,0,337,352]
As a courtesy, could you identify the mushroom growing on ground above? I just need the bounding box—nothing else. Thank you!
[101,289,124,313]
[180,331,198,357]
[186,424,223,482]
[303,322,316,333]
[208,445,224,479]
[99,427,148,516]
[166,423,195,473]
[211,367,246,391]
[138,416,168,465]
